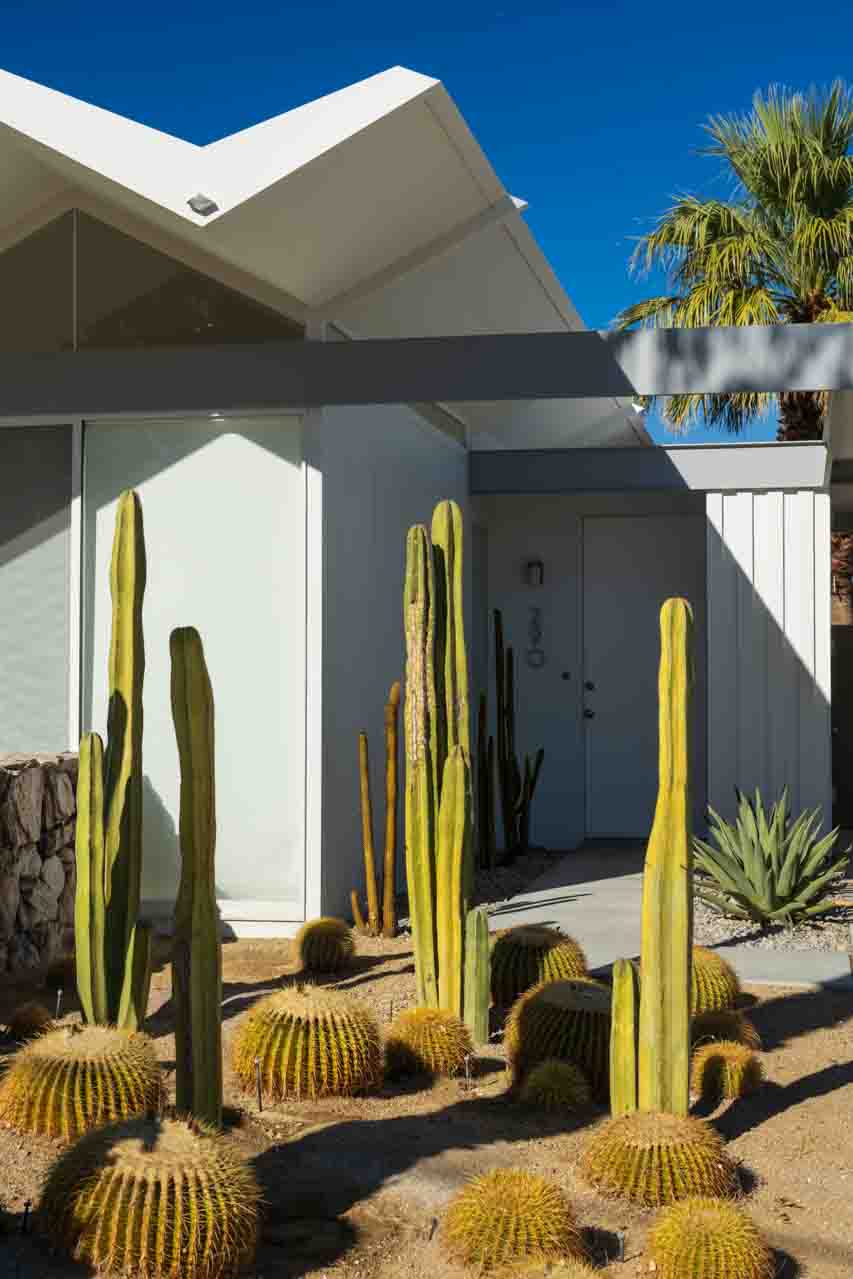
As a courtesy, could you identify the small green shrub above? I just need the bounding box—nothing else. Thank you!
[694,787,849,923]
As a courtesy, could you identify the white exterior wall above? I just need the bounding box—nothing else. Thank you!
[706,490,831,822]
[319,404,468,918]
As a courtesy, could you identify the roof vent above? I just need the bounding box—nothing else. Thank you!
[188,193,219,217]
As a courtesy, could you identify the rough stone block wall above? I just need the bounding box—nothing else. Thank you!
[0,754,77,974]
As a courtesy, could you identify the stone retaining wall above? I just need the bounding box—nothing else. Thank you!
[0,753,77,974]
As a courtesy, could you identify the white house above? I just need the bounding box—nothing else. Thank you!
[0,65,836,937]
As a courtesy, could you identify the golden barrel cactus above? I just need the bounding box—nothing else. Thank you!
[385,1007,472,1077]
[504,977,611,1100]
[6,1001,54,1041]
[519,1059,591,1111]
[692,947,740,1014]
[645,1196,774,1279]
[0,1024,161,1141]
[579,1111,739,1206]
[490,926,588,1006]
[40,1115,260,1279]
[233,986,382,1101]
[442,1169,586,1271]
[294,916,355,973]
[691,1009,761,1051]
[691,1041,764,1102]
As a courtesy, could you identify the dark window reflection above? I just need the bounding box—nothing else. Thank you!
[0,212,73,351]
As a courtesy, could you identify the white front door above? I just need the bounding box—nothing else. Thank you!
[583,514,706,838]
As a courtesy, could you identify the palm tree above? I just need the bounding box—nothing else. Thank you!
[617,82,853,442]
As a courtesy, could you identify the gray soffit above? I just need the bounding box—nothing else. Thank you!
[0,323,851,418]
[470,443,830,495]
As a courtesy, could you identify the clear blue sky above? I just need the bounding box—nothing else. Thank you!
[6,0,847,442]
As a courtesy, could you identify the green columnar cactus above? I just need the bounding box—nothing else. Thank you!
[476,694,496,870]
[75,490,151,1031]
[436,747,471,1013]
[403,525,440,1007]
[464,906,490,1045]
[431,500,470,763]
[610,958,640,1118]
[170,627,222,1129]
[494,610,544,856]
[638,599,694,1117]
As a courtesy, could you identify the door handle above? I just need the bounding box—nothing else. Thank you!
[584,680,595,692]
[584,708,595,719]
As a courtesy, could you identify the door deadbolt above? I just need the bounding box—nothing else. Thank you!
[584,708,595,719]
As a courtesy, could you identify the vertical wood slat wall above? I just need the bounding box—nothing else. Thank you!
[706,490,831,823]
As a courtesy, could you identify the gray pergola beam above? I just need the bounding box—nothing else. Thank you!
[0,322,852,417]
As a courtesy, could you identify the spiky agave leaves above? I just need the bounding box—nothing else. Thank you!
[491,926,588,1006]
[691,1041,764,1102]
[692,947,741,1014]
[504,978,611,1101]
[646,1197,774,1279]
[385,1007,472,1078]
[40,1115,260,1279]
[519,1059,592,1111]
[233,986,382,1101]
[0,1024,161,1141]
[692,1009,762,1051]
[6,1001,54,1042]
[294,916,355,973]
[579,1112,739,1206]
[442,1169,586,1271]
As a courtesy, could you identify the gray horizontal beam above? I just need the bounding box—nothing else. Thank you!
[0,322,850,417]
[470,442,830,495]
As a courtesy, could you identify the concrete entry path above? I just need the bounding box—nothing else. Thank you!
[491,843,853,989]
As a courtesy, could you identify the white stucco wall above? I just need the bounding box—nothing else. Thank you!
[319,405,468,917]
[706,489,832,823]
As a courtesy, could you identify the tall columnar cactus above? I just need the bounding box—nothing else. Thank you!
[431,500,470,765]
[610,958,640,1118]
[75,490,151,1031]
[638,598,694,1117]
[494,609,544,857]
[436,747,471,1013]
[170,627,222,1129]
[352,681,401,938]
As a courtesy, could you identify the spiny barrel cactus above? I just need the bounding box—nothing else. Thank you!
[442,1169,586,1271]
[385,1007,472,1077]
[691,1009,761,1051]
[0,1025,161,1141]
[692,946,741,1014]
[519,1059,591,1111]
[233,986,382,1101]
[294,917,355,973]
[39,1115,260,1279]
[645,1196,774,1279]
[504,977,611,1101]
[691,1041,764,1102]
[579,1111,739,1206]
[6,1001,53,1041]
[491,926,588,1006]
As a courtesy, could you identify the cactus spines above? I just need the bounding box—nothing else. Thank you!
[519,1058,592,1110]
[75,490,149,1031]
[294,917,355,973]
[170,626,222,1129]
[691,1041,764,1102]
[464,905,490,1045]
[436,747,472,1013]
[233,986,382,1101]
[0,1025,161,1141]
[442,1169,586,1272]
[386,1007,472,1077]
[692,946,741,1014]
[404,524,440,1007]
[490,925,588,1007]
[5,1002,53,1042]
[610,958,640,1118]
[645,1197,774,1279]
[579,1111,738,1206]
[504,977,612,1100]
[40,1115,260,1279]
[638,598,694,1117]
[691,1009,762,1051]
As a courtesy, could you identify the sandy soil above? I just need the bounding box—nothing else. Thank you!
[1,934,852,1278]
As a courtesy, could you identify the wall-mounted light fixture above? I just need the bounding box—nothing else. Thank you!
[525,558,544,587]
[187,193,220,217]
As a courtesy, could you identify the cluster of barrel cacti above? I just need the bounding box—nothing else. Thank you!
[403,500,489,1041]
[352,681,401,937]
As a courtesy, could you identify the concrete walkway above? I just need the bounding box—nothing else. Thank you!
[491,845,853,989]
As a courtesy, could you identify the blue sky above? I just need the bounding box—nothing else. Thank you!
[4,0,847,443]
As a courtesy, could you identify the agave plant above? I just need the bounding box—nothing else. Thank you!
[694,788,849,923]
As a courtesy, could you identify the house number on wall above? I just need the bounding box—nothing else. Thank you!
[526,605,546,668]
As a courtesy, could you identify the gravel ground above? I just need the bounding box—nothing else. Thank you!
[693,890,853,952]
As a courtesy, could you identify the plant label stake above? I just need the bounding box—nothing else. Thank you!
[254,1057,263,1112]
[55,988,63,1020]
